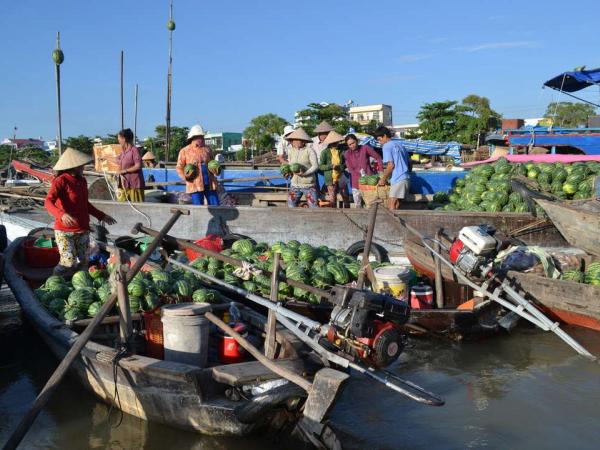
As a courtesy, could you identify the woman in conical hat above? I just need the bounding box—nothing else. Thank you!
[284,128,319,208]
[45,148,116,276]
[319,131,350,208]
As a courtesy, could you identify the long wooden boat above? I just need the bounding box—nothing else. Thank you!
[535,198,600,257]
[404,237,600,333]
[3,238,344,446]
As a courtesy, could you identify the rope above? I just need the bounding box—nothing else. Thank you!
[340,210,402,246]
[106,344,128,428]
[102,169,152,227]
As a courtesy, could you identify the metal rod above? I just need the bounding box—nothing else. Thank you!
[434,229,444,309]
[265,252,280,358]
[356,201,379,288]
[54,32,63,156]
[2,209,187,450]
[120,50,124,130]
[133,83,138,144]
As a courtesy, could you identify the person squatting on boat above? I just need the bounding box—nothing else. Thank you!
[319,130,350,208]
[344,133,383,208]
[373,126,411,210]
[176,124,220,206]
[284,128,319,208]
[45,148,116,276]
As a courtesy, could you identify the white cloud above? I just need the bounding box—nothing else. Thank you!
[456,41,540,52]
[397,54,433,63]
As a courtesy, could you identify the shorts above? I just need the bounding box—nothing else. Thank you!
[389,179,410,199]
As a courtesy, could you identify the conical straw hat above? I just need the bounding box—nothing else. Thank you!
[323,130,344,146]
[142,151,156,160]
[314,121,333,133]
[53,147,93,171]
[285,128,312,142]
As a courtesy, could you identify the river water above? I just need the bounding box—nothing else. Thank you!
[2,320,600,450]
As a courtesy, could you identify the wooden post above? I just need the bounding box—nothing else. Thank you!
[265,252,281,358]
[54,32,63,156]
[114,248,132,344]
[120,50,124,131]
[434,229,444,309]
[356,201,379,289]
[133,83,139,144]
[164,0,174,163]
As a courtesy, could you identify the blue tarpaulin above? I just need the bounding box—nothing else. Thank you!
[359,137,462,164]
[544,68,600,92]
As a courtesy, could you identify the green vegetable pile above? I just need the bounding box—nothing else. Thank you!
[561,262,600,286]
[189,239,382,304]
[430,157,600,213]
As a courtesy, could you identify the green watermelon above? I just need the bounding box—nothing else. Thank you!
[143,292,160,311]
[44,275,66,290]
[208,160,220,173]
[35,289,51,306]
[67,288,96,310]
[280,164,292,176]
[97,284,112,303]
[129,297,142,312]
[174,279,192,297]
[358,176,369,185]
[128,280,146,297]
[290,163,303,174]
[184,163,198,179]
[87,302,102,317]
[561,270,584,283]
[232,239,254,256]
[48,298,66,318]
[64,305,84,322]
[527,168,540,179]
[298,244,316,262]
[562,182,577,195]
[242,280,258,294]
[150,269,171,283]
[71,271,94,289]
[327,263,350,285]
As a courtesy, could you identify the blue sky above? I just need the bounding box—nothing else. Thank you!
[1,0,599,141]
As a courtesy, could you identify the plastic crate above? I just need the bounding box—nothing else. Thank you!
[143,307,164,359]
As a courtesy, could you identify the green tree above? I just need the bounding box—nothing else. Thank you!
[243,113,288,154]
[64,135,94,154]
[295,103,361,135]
[97,134,118,145]
[544,102,597,127]
[416,101,461,142]
[456,94,501,144]
[154,125,189,161]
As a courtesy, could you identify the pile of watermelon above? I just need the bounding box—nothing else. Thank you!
[34,262,226,322]
[561,262,600,286]
[359,174,389,186]
[189,239,378,304]
[430,158,600,213]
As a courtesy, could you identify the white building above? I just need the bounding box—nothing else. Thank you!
[391,123,420,138]
[349,104,393,126]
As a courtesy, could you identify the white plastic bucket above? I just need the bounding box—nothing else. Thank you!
[373,265,413,299]
[161,303,212,367]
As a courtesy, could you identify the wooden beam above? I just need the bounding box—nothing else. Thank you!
[265,252,281,358]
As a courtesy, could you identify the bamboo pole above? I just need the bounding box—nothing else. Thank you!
[356,201,379,289]
[164,0,174,163]
[133,84,139,144]
[114,248,133,344]
[120,50,124,130]
[54,32,63,156]
[434,229,444,309]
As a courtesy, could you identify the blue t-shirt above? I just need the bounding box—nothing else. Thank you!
[382,140,410,184]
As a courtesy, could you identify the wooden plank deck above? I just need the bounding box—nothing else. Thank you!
[0,284,22,333]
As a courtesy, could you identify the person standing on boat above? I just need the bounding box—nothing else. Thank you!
[344,133,383,208]
[45,148,117,276]
[176,124,220,206]
[115,128,145,202]
[276,125,295,164]
[285,128,319,208]
[373,126,411,210]
[319,131,350,208]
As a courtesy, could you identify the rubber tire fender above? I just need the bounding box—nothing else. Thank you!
[345,240,389,263]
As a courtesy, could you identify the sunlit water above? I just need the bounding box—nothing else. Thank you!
[2,321,600,449]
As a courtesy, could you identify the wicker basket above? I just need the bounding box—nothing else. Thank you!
[360,185,390,207]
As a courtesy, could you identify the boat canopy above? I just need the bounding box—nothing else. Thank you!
[359,137,462,164]
[544,68,600,92]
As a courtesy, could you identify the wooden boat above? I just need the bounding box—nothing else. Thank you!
[404,237,600,333]
[2,237,345,446]
[535,198,600,257]
[403,238,503,339]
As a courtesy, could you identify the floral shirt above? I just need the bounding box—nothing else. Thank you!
[176,143,218,193]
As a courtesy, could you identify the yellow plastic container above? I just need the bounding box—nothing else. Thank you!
[373,265,413,299]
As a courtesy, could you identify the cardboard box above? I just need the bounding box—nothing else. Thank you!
[93,144,122,172]
[501,119,524,130]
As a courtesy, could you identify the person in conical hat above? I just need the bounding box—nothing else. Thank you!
[283,128,319,208]
[45,148,116,276]
[176,124,219,206]
[311,121,333,160]
[142,151,157,168]
[319,131,350,208]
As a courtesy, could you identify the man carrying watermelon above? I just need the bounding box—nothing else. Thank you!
[373,126,411,210]
[176,124,220,206]
[45,148,117,276]
[284,128,319,208]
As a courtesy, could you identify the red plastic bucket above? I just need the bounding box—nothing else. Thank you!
[185,234,224,261]
[410,284,434,309]
[22,238,60,268]
[218,322,247,364]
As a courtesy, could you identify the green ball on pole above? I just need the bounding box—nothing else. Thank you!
[167,19,176,31]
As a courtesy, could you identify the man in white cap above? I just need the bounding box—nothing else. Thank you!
[176,124,220,205]
[276,125,295,164]
[45,148,116,276]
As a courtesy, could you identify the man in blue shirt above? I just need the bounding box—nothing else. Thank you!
[373,126,410,209]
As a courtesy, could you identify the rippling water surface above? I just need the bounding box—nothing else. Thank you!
[2,321,600,449]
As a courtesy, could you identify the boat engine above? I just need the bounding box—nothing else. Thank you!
[448,225,502,279]
[324,286,410,368]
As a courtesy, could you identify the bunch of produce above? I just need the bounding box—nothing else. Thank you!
[358,174,389,186]
[189,239,379,304]
[561,262,600,286]
[429,158,599,213]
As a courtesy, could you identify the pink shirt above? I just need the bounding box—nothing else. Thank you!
[117,146,145,189]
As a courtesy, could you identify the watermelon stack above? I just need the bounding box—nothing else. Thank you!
[429,158,600,212]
